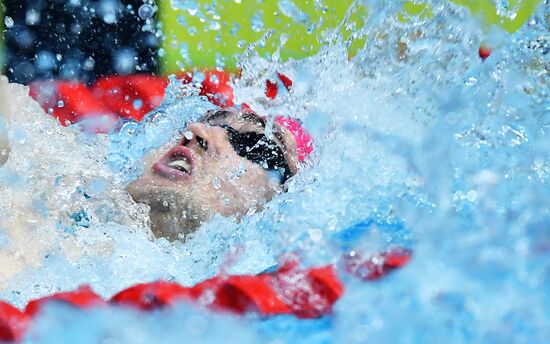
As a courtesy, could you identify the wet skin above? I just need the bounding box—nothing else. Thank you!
[126,108,300,240]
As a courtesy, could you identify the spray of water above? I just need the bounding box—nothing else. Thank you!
[0,0,548,342]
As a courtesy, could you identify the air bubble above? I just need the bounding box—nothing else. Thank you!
[138,4,156,20]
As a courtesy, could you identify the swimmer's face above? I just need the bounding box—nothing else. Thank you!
[126,108,300,240]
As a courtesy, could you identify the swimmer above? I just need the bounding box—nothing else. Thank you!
[1,75,310,243]
[126,107,307,240]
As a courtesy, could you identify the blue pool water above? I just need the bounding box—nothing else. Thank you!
[0,1,548,342]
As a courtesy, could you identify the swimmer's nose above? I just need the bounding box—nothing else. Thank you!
[185,122,230,155]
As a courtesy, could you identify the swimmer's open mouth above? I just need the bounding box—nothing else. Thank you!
[152,146,195,181]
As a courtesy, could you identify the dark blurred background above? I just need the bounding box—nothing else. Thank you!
[3,0,159,85]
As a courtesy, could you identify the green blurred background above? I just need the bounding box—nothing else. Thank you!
[159,0,542,74]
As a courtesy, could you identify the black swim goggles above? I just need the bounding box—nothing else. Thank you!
[199,110,293,183]
[219,124,292,183]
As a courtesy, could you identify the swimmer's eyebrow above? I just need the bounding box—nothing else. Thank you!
[240,112,266,128]
[204,109,232,122]
[205,109,266,128]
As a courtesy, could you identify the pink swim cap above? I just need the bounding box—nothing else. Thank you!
[275,116,313,162]
[266,72,313,162]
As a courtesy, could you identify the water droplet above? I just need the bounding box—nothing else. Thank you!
[213,177,221,190]
[234,161,246,178]
[183,131,193,140]
[251,11,265,32]
[309,228,323,241]
[138,4,156,20]
[4,16,14,29]
[230,23,240,35]
[177,15,187,26]
[83,57,95,71]
[25,9,41,26]
[36,51,57,71]
[192,72,205,83]
[133,99,143,110]
[209,74,219,85]
[114,48,137,74]
[57,100,65,108]
[278,0,309,23]
[103,13,117,24]
[465,76,478,86]
[215,53,225,69]
[246,206,257,216]
[97,0,119,24]
[179,43,190,63]
[495,0,518,21]
[209,21,221,31]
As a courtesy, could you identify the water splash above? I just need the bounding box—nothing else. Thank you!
[0,0,549,342]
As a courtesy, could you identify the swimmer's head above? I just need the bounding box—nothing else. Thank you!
[126,108,311,240]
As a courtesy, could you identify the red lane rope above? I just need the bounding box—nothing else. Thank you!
[0,249,411,341]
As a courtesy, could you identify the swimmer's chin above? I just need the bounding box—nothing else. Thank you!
[125,174,272,242]
[125,179,208,240]
[148,210,205,241]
